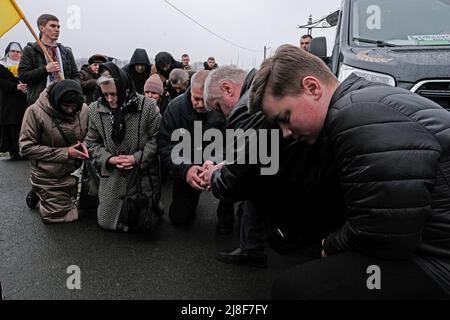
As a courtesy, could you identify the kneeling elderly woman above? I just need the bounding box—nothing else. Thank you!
[85,62,162,231]
[19,80,89,223]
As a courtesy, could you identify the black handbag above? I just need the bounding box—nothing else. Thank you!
[78,158,100,210]
[116,100,162,233]
[118,155,159,233]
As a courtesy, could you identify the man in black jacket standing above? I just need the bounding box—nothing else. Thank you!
[19,14,80,105]
[159,70,235,234]
[247,44,450,299]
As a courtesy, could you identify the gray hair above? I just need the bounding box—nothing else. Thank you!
[97,76,115,87]
[169,68,189,86]
[204,66,246,110]
[190,70,210,91]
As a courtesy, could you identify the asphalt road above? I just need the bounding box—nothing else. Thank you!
[0,157,312,300]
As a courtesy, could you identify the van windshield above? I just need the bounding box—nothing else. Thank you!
[351,0,450,46]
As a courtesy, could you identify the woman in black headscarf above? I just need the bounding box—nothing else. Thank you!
[85,62,163,231]
[149,52,185,113]
[0,42,28,160]
[151,51,184,83]
[19,79,89,223]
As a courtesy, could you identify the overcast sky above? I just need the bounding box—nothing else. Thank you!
[1,0,341,69]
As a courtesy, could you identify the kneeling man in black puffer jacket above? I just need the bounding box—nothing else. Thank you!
[249,44,450,300]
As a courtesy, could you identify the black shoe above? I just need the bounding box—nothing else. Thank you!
[77,208,95,219]
[216,248,267,268]
[9,152,22,161]
[216,223,233,235]
[26,189,39,209]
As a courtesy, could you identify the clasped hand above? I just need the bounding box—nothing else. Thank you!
[186,161,225,192]
[68,141,89,160]
[108,155,136,170]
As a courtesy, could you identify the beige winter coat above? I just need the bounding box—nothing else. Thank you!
[19,89,89,223]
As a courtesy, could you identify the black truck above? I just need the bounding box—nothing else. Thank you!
[309,0,450,110]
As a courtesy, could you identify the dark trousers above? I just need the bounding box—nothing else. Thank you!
[239,201,266,251]
[169,178,234,226]
[272,250,448,300]
[238,197,328,253]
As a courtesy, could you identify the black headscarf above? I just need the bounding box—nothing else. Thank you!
[48,80,84,116]
[98,62,139,144]
[155,52,183,80]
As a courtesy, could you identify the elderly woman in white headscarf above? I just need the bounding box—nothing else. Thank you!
[0,42,28,160]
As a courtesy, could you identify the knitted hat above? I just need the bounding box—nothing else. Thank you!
[144,74,164,95]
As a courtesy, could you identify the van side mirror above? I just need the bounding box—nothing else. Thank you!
[309,37,327,58]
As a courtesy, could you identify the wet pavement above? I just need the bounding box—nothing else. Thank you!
[0,157,310,300]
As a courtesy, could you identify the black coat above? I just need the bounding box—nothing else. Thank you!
[0,64,28,125]
[18,42,80,105]
[166,81,187,101]
[158,89,226,180]
[204,61,219,71]
[210,69,266,201]
[122,49,152,94]
[322,74,450,261]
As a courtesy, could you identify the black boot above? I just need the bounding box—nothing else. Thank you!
[9,151,22,161]
[26,189,39,209]
[216,248,267,268]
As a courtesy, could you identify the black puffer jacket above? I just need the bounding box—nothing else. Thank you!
[18,42,80,105]
[158,89,226,180]
[322,74,450,261]
[122,49,152,94]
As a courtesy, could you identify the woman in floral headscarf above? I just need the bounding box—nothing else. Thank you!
[0,42,28,160]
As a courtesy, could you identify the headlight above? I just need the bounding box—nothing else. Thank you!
[338,64,396,86]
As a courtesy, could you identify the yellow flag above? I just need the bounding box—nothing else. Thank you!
[0,0,23,37]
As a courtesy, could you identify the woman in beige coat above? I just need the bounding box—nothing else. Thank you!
[19,80,89,223]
